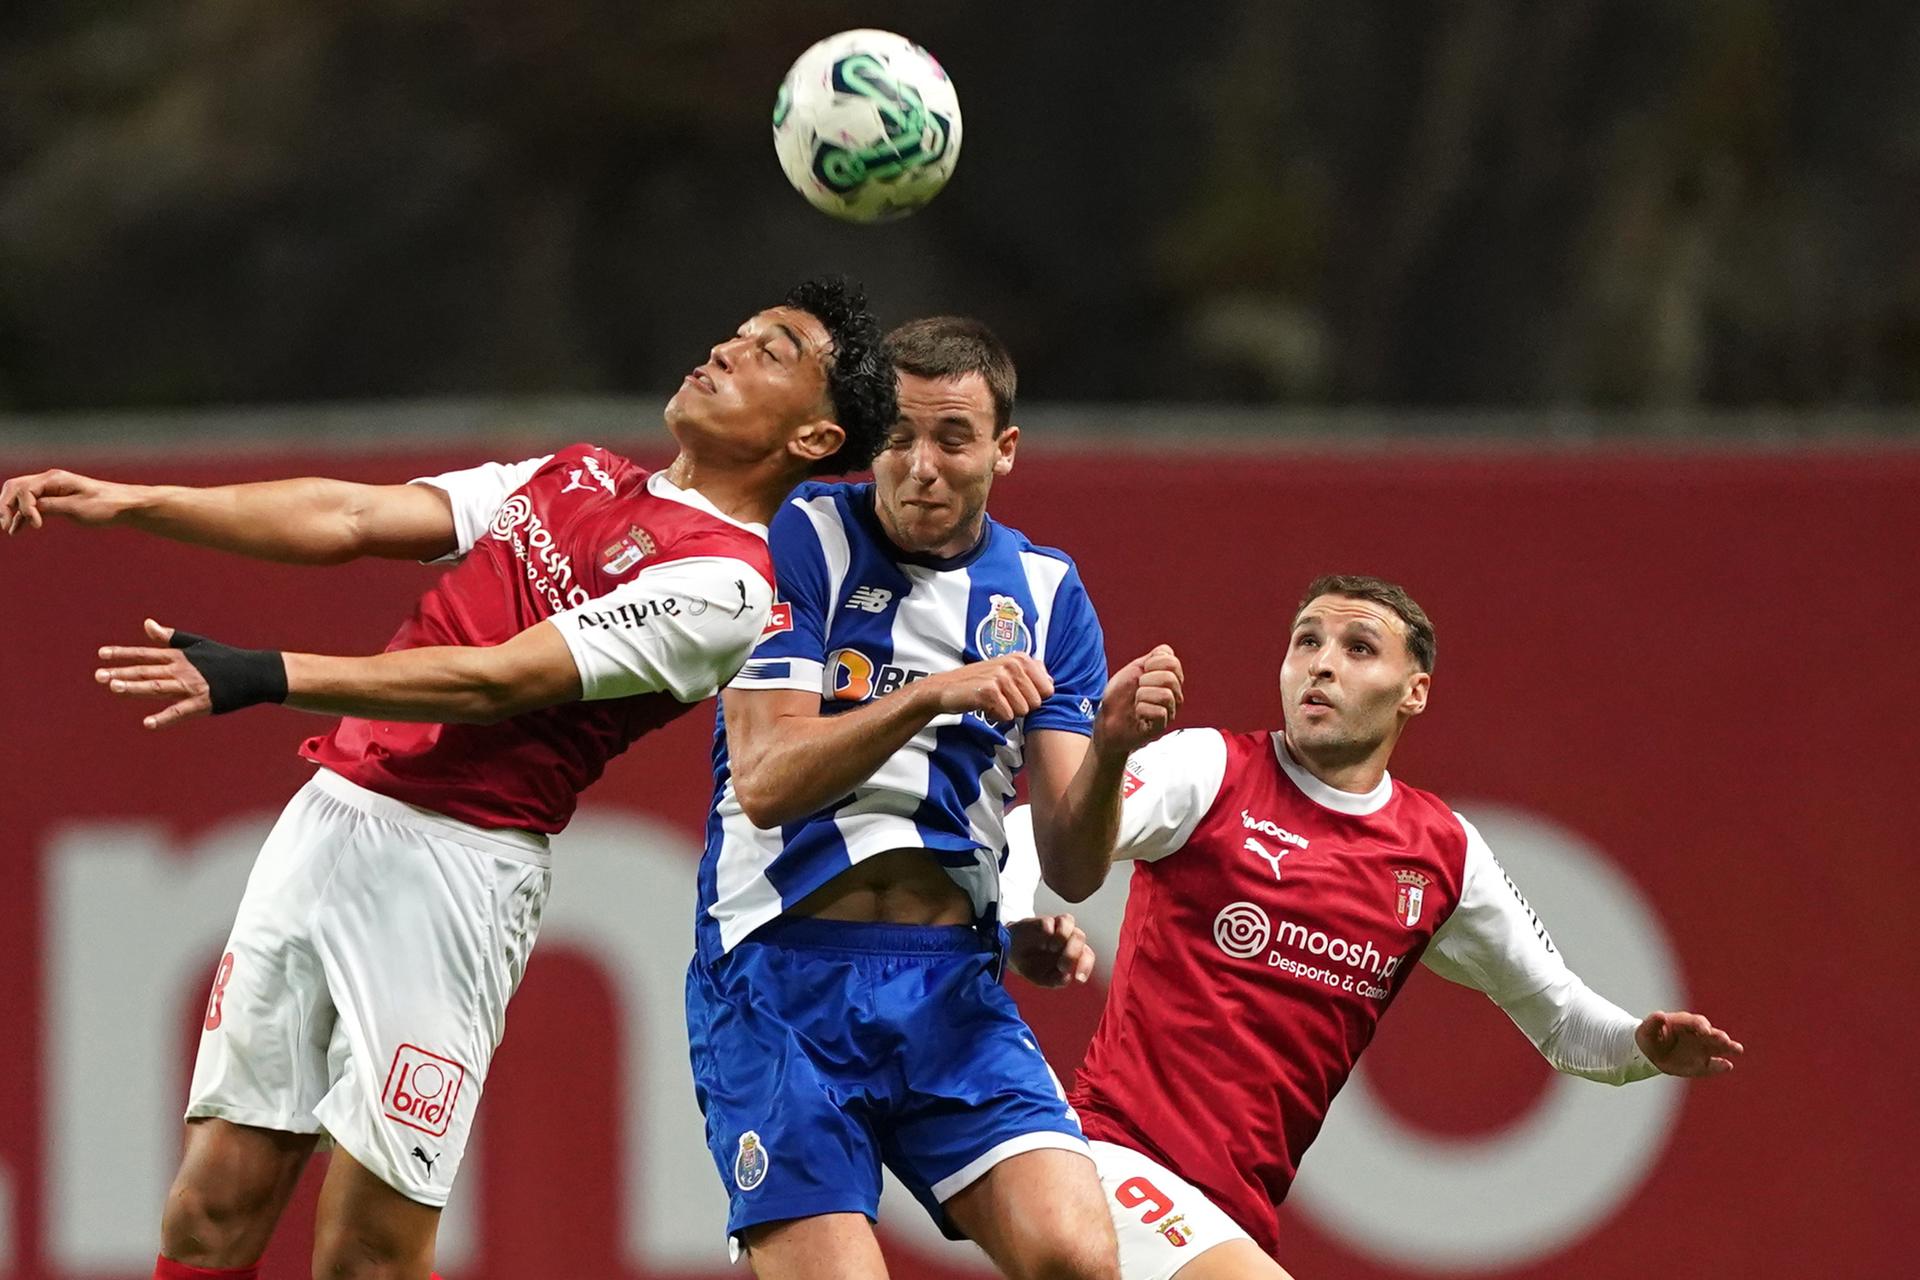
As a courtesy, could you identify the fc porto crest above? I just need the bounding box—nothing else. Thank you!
[1392,868,1431,929]
[600,525,656,576]
[733,1130,769,1192]
[974,594,1033,659]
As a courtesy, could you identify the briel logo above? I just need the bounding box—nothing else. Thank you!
[381,1044,468,1138]
[490,495,534,537]
[1213,901,1271,959]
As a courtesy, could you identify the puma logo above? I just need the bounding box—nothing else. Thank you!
[410,1146,439,1175]
[1244,837,1288,881]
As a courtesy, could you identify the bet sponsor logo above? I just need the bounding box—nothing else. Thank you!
[1211,901,1406,1000]
[382,1043,467,1138]
[761,601,793,638]
[489,497,590,611]
[1121,761,1146,798]
[1212,902,1271,959]
[490,495,534,537]
[826,647,928,702]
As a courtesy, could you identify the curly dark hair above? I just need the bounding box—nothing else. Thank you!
[784,276,895,476]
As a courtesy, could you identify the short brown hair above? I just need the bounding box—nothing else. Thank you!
[886,316,1017,433]
[1294,574,1437,672]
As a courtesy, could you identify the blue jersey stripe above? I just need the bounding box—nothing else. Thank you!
[699,482,1109,957]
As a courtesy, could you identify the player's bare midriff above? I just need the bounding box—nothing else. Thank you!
[790,848,975,925]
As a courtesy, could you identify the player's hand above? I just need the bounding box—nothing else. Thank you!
[921,654,1054,722]
[95,619,213,729]
[1006,913,1095,988]
[1093,644,1183,754]
[1635,1010,1743,1077]
[1,469,134,536]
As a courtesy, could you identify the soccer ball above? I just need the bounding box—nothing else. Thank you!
[772,29,963,223]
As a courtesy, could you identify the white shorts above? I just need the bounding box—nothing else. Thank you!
[187,768,551,1207]
[1091,1140,1255,1280]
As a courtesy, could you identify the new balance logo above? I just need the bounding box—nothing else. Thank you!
[410,1146,439,1175]
[845,586,893,613]
[1244,837,1289,881]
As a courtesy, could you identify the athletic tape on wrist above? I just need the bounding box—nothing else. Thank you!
[168,629,290,714]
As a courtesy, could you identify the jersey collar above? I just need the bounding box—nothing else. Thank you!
[1271,732,1394,816]
[647,471,769,539]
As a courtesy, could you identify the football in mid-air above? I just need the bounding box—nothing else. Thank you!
[772,29,962,223]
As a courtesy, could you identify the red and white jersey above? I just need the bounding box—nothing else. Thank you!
[301,444,775,834]
[1006,727,1621,1257]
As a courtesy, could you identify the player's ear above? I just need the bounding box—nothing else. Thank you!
[992,423,1019,476]
[1402,670,1430,717]
[789,417,845,468]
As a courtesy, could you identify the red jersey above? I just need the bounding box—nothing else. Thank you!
[1071,730,1491,1255]
[301,444,776,834]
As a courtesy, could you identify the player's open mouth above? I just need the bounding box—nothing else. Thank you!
[1300,691,1334,710]
[685,369,716,393]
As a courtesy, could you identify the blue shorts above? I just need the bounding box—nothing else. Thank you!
[685,917,1087,1242]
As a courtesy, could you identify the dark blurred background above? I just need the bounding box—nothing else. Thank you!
[4,0,1918,419]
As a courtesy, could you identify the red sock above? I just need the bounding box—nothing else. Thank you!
[153,1258,259,1280]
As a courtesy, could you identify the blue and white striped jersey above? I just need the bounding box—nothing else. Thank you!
[696,481,1108,959]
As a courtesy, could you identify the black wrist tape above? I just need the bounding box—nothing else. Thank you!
[169,629,290,715]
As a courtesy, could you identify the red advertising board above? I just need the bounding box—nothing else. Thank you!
[0,441,1910,1277]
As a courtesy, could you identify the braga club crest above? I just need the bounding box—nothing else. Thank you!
[1392,868,1431,928]
[975,594,1033,659]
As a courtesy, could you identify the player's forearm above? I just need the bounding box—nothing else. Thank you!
[729,685,945,828]
[1500,974,1659,1086]
[119,479,383,564]
[283,643,580,724]
[1033,739,1129,902]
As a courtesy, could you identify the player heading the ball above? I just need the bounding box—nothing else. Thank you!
[2,277,897,1280]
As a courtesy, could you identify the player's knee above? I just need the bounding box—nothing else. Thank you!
[1003,1222,1120,1280]
[310,1220,433,1280]
[159,1176,276,1266]
[1022,1239,1121,1280]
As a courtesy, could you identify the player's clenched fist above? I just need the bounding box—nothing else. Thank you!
[1006,913,1096,988]
[1,469,133,536]
[1095,643,1183,754]
[918,653,1054,722]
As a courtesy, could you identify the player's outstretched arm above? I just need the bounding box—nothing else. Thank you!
[1,468,457,563]
[1425,815,1744,1084]
[96,617,582,728]
[1025,644,1183,902]
[725,654,1057,829]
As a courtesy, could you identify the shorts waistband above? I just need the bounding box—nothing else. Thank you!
[308,768,551,866]
[750,916,991,955]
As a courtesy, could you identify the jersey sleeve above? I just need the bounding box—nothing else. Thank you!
[550,556,773,703]
[726,498,832,695]
[1024,564,1108,736]
[1423,814,1657,1084]
[1110,729,1229,861]
[409,454,553,563]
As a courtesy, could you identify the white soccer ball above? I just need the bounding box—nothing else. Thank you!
[772,29,963,223]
